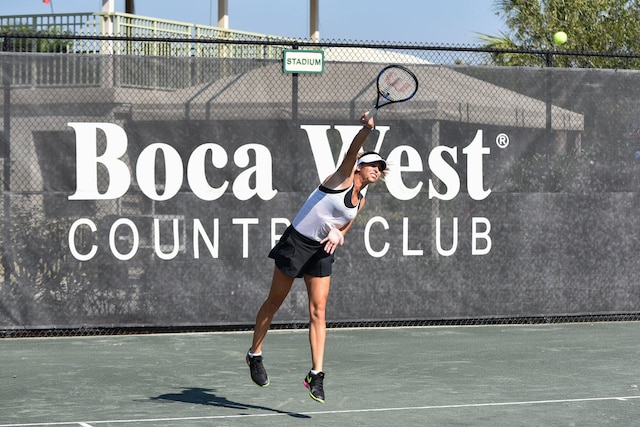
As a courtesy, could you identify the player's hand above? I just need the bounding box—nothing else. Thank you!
[320,227,344,254]
[360,112,375,130]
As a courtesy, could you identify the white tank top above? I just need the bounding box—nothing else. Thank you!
[292,184,362,242]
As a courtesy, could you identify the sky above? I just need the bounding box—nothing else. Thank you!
[3,0,506,45]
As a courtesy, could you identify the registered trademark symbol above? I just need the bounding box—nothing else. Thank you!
[496,133,510,149]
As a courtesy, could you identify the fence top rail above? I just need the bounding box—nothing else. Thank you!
[2,30,639,59]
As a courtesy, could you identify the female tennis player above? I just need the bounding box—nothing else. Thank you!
[246,112,387,404]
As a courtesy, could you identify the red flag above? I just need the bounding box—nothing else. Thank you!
[43,0,51,4]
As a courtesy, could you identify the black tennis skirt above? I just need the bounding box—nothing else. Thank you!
[268,225,334,278]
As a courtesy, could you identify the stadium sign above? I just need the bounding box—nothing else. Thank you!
[283,49,324,74]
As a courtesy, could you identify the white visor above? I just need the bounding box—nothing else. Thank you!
[357,153,387,171]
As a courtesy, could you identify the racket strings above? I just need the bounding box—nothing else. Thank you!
[378,70,418,102]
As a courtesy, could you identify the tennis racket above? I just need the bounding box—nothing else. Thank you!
[365,65,418,120]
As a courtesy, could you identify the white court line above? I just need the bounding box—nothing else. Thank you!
[1,395,639,426]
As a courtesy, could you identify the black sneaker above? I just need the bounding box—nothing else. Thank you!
[246,351,269,387]
[303,371,325,403]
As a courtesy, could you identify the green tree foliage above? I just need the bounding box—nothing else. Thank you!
[480,0,640,68]
[1,26,72,53]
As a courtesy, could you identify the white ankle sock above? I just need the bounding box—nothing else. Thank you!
[248,351,262,357]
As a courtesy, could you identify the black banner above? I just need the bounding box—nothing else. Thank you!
[1,53,639,329]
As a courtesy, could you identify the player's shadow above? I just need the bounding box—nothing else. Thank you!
[150,387,310,419]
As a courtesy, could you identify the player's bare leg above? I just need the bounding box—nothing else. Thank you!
[247,267,294,387]
[251,267,295,354]
[303,274,330,403]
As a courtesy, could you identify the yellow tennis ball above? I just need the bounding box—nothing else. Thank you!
[553,31,567,45]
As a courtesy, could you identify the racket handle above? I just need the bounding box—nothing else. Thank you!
[364,107,378,121]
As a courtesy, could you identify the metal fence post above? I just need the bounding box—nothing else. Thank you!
[291,44,299,126]
[2,52,12,288]
[545,51,553,131]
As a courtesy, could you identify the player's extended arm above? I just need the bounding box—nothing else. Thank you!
[323,113,375,189]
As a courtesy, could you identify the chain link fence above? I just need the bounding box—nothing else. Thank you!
[2,34,640,337]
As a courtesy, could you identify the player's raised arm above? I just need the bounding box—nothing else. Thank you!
[322,113,375,189]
